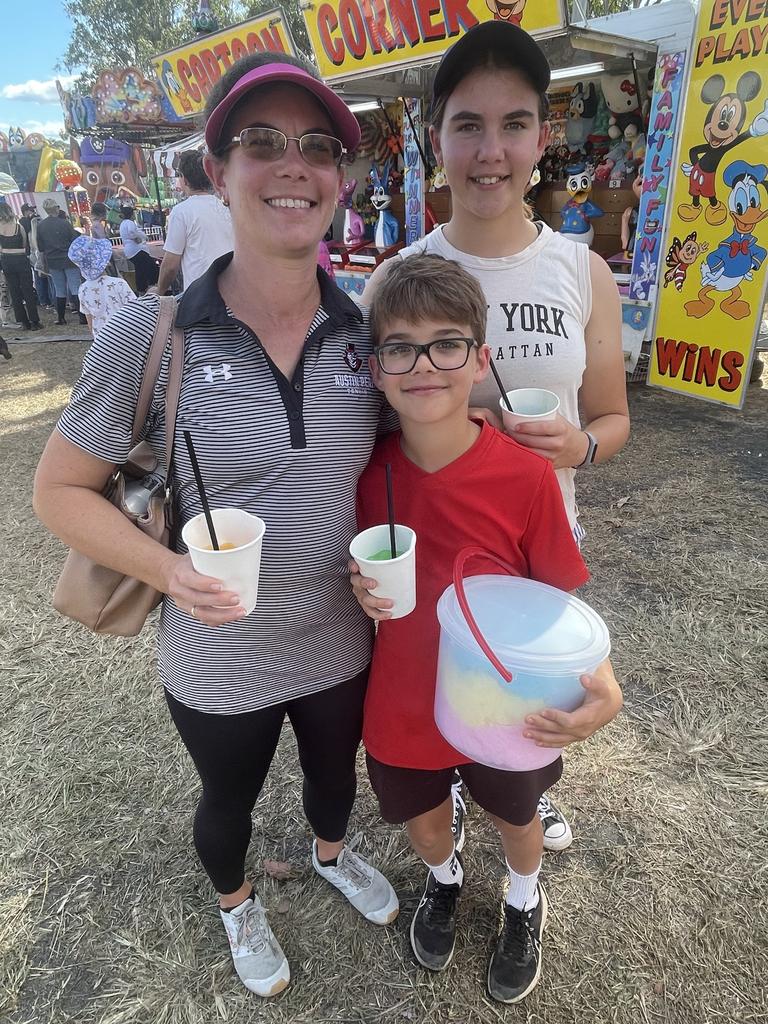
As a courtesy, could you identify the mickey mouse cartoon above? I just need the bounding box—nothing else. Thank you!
[678,72,768,227]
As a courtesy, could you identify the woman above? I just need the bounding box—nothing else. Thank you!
[34,52,398,1000]
[118,206,159,293]
[363,22,630,852]
[90,203,109,239]
[0,203,41,330]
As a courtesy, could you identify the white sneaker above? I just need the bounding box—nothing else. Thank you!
[537,794,573,851]
[219,891,290,997]
[312,836,399,925]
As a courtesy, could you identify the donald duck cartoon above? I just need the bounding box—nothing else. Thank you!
[685,160,768,320]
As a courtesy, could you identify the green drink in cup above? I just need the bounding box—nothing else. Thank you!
[350,524,417,618]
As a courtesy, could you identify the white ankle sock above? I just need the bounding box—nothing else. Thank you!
[426,850,463,887]
[505,860,541,911]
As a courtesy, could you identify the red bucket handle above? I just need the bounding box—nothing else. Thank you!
[452,547,516,684]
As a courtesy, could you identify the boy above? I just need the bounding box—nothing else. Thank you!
[351,254,622,1004]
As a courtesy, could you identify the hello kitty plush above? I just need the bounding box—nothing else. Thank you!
[370,161,399,248]
[338,178,365,245]
[600,72,643,141]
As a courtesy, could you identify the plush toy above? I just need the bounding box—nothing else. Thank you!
[600,72,643,141]
[338,178,365,246]
[370,160,399,248]
[566,81,598,152]
[594,137,631,182]
[624,122,647,169]
[559,163,604,246]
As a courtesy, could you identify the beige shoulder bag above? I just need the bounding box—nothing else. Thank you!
[53,296,184,636]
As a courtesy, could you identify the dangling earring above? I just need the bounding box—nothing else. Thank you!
[528,166,541,189]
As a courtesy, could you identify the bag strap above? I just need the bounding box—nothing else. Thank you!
[131,295,177,443]
[163,319,185,485]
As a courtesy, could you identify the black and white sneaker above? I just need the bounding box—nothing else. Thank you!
[538,794,573,851]
[450,775,466,853]
[487,883,548,1004]
[410,854,463,971]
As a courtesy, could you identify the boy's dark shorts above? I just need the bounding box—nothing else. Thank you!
[366,752,563,826]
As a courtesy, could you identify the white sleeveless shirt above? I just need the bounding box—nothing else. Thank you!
[397,223,591,529]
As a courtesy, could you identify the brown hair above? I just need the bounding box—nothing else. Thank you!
[370,254,487,348]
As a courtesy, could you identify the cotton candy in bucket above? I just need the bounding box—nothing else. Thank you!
[434,548,610,771]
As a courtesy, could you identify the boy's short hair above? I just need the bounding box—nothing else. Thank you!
[370,254,487,347]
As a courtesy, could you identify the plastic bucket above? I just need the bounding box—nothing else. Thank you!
[434,547,610,771]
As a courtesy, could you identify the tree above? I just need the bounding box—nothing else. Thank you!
[58,0,244,90]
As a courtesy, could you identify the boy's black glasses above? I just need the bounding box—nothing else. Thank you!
[226,127,345,167]
[376,338,476,375]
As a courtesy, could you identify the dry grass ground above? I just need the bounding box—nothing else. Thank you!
[1,340,767,1024]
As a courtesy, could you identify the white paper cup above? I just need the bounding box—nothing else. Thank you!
[499,388,560,431]
[350,524,416,619]
[181,508,266,615]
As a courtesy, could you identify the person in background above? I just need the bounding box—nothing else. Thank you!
[0,202,41,330]
[154,150,233,294]
[20,202,53,309]
[68,235,135,342]
[36,199,85,325]
[90,203,109,239]
[118,206,159,294]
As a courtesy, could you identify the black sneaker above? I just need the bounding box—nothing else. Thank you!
[410,855,463,971]
[0,337,11,360]
[538,795,573,851]
[487,883,548,1003]
[450,777,466,853]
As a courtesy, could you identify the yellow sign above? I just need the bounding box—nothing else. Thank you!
[650,0,768,408]
[302,0,565,82]
[152,11,296,118]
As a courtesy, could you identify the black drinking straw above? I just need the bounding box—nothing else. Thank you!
[183,430,219,551]
[490,359,513,411]
[385,462,397,558]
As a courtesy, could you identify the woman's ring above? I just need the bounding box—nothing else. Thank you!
[190,605,197,618]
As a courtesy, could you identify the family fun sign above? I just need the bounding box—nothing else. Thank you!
[302,0,565,82]
[629,51,687,302]
[649,0,768,408]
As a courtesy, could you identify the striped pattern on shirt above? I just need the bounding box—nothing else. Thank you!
[57,255,384,713]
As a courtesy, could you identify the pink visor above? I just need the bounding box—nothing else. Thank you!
[205,64,361,154]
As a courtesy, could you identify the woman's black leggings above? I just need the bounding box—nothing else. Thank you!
[2,258,39,326]
[165,668,368,895]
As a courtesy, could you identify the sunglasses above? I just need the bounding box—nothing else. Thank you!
[376,338,478,375]
[226,127,346,168]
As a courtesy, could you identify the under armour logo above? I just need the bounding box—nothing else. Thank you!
[203,363,232,383]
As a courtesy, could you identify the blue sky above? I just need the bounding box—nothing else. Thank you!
[0,1,81,139]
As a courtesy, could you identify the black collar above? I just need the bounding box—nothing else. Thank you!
[176,251,363,329]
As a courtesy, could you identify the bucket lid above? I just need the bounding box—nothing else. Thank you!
[437,575,610,675]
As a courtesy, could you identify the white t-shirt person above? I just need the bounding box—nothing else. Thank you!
[163,194,233,288]
[119,217,149,259]
[78,274,135,341]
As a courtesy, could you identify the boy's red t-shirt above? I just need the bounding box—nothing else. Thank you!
[356,421,590,770]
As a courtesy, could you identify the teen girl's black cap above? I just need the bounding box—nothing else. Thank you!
[431,22,551,108]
